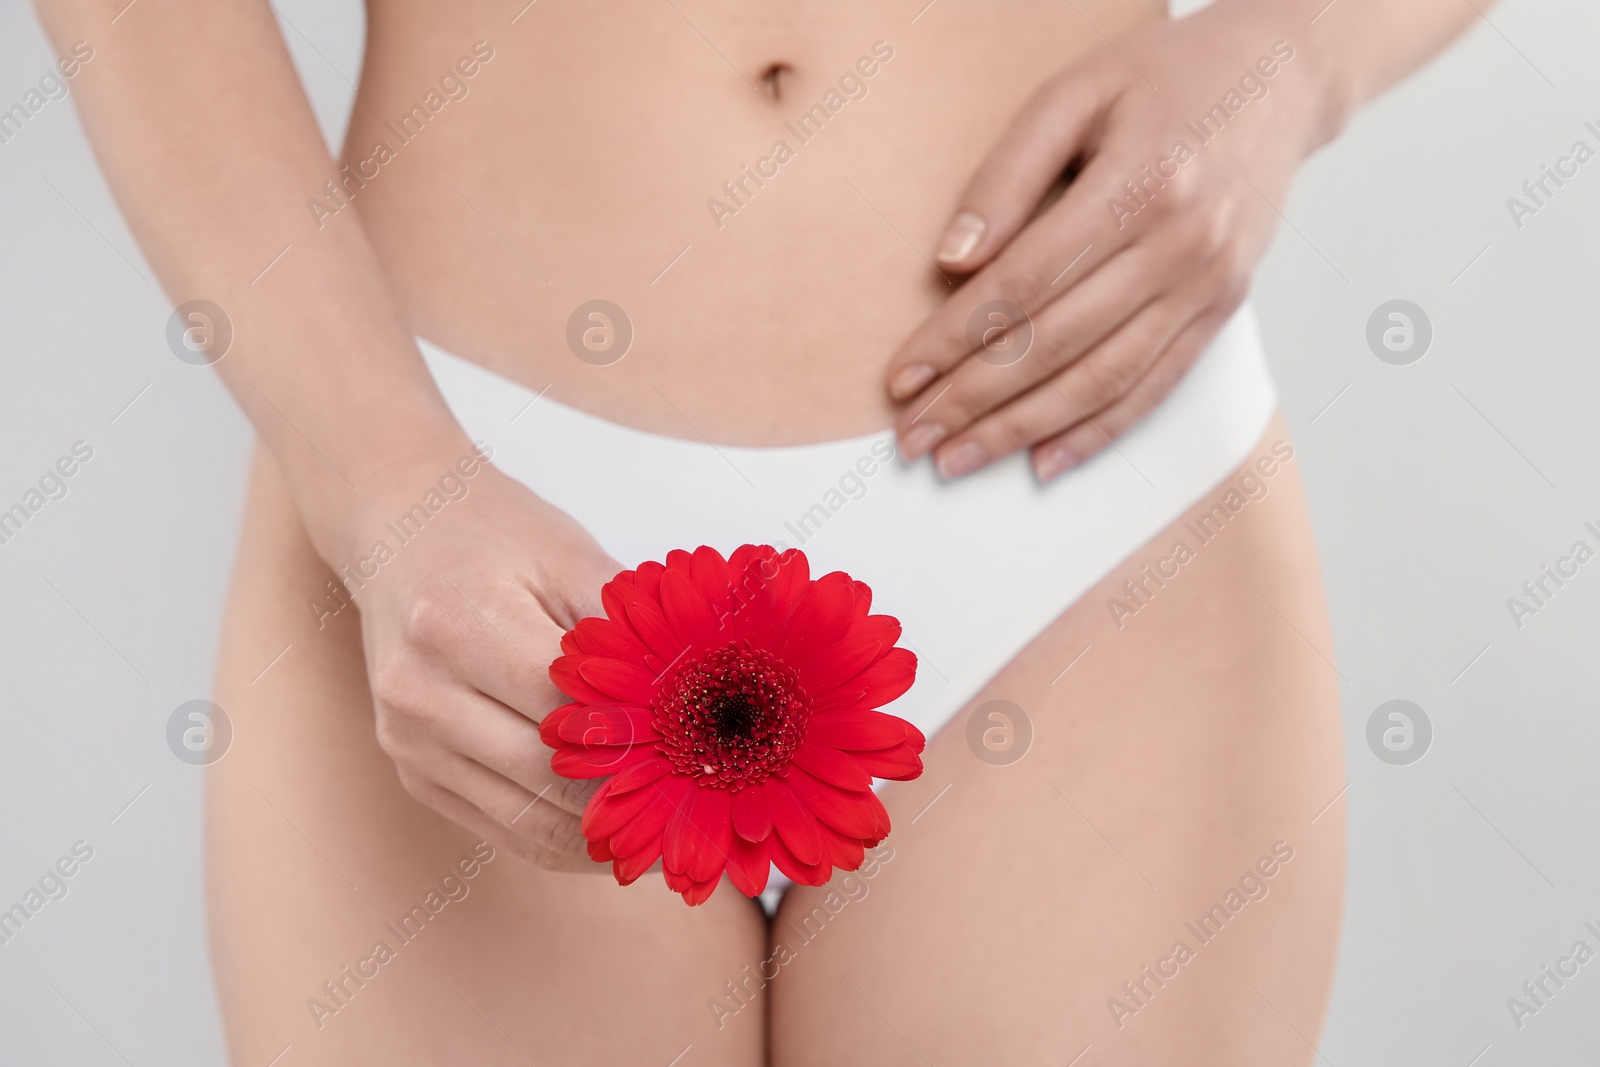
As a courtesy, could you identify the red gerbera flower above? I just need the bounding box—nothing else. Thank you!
[540,544,924,905]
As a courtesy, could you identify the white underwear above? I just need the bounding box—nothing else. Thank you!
[418,305,1276,905]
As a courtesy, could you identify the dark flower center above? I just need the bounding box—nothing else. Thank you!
[709,693,759,741]
[653,642,810,789]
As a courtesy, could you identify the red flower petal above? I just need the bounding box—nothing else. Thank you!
[866,789,892,840]
[768,824,830,886]
[853,612,903,650]
[764,777,823,866]
[548,656,610,705]
[576,657,658,704]
[634,560,665,600]
[613,837,662,885]
[817,820,866,871]
[724,834,771,896]
[684,879,720,905]
[785,765,883,840]
[848,743,925,782]
[790,743,872,791]
[665,869,721,906]
[659,568,719,648]
[663,785,732,885]
[746,549,809,644]
[724,546,778,640]
[726,543,759,578]
[606,756,672,795]
[811,684,868,715]
[805,709,912,750]
[551,743,654,778]
[687,786,734,883]
[583,776,666,840]
[852,580,873,612]
[628,603,687,666]
[770,546,809,591]
[608,777,688,857]
[690,545,732,614]
[799,613,900,694]
[731,785,773,843]
[556,704,659,745]
[609,581,686,664]
[854,647,918,707]
[779,573,858,667]
[537,702,582,747]
[600,581,634,634]
[546,544,922,906]
[570,616,651,662]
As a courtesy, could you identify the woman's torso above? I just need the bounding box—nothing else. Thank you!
[343,0,1164,444]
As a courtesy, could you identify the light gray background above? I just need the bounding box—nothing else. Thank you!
[1,1,1597,1063]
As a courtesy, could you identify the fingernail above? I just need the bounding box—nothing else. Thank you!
[889,363,936,399]
[901,423,946,460]
[935,211,985,264]
[1033,444,1078,483]
[936,441,988,479]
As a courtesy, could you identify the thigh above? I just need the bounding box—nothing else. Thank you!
[770,414,1346,1066]
[206,447,767,1067]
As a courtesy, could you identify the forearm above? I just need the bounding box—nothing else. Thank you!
[1207,0,1484,150]
[35,0,472,562]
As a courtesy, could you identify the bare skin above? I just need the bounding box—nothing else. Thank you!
[352,0,1167,444]
[770,416,1344,1065]
[34,0,1478,1061]
[212,414,1342,1065]
[209,448,769,1066]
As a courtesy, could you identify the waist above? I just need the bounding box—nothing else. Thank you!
[342,0,1165,445]
[416,299,1276,737]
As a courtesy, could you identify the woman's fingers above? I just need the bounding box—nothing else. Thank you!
[1031,306,1235,480]
[395,571,570,724]
[436,689,604,817]
[397,765,595,873]
[893,237,1174,463]
[894,196,1231,463]
[919,294,1196,477]
[434,751,590,863]
[352,477,630,874]
[887,138,1160,406]
[373,667,598,818]
[928,64,1116,274]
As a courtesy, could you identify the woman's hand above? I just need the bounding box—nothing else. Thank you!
[333,451,623,871]
[886,4,1339,480]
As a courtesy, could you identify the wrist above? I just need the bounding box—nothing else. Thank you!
[301,426,490,571]
[1200,0,1357,156]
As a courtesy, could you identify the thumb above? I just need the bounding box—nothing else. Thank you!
[933,67,1113,272]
